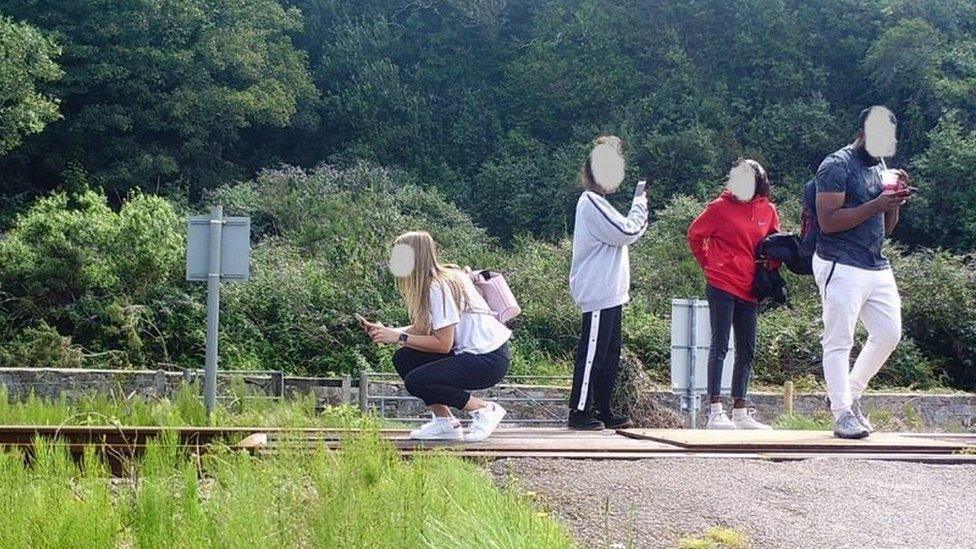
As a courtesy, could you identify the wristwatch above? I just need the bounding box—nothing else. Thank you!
[398,332,409,346]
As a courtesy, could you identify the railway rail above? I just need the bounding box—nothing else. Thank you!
[1,425,974,475]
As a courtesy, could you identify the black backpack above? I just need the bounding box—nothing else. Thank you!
[798,179,818,275]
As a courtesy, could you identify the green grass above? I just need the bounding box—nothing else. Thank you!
[0,385,573,547]
[773,413,833,431]
[677,526,751,549]
[0,381,370,428]
[0,430,573,548]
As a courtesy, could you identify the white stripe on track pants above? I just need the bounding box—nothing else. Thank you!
[813,254,902,418]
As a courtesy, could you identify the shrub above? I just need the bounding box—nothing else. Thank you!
[891,248,976,389]
[1,165,972,392]
[0,190,185,369]
[210,164,501,375]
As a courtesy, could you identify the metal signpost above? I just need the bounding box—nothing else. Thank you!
[670,298,734,428]
[186,206,250,421]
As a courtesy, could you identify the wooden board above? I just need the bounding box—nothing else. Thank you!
[261,428,683,453]
[617,429,973,453]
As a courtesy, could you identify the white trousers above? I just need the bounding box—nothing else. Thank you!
[812,254,902,417]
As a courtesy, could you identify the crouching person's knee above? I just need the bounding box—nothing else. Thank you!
[403,372,429,402]
[392,347,413,377]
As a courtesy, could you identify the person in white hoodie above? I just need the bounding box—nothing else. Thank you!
[567,135,648,430]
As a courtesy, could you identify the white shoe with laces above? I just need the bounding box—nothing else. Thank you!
[464,402,507,442]
[706,404,736,430]
[409,414,464,441]
[732,407,773,430]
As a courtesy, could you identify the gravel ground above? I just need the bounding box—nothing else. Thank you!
[490,458,976,548]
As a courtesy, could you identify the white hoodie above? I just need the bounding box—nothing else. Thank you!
[569,191,648,312]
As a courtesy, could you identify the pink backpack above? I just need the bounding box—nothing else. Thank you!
[467,269,521,324]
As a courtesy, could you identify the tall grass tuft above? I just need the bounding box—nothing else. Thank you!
[0,430,574,548]
[0,382,376,429]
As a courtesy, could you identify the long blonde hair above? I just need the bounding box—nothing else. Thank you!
[393,231,469,334]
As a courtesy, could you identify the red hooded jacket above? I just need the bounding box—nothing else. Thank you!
[687,191,781,303]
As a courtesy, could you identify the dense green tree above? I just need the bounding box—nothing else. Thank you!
[900,113,976,251]
[2,0,976,245]
[0,0,317,200]
[0,16,61,155]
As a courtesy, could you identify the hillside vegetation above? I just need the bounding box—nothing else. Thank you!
[1,0,975,389]
[1,167,973,389]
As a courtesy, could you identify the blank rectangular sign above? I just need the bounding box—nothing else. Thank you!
[185,216,251,282]
[670,298,734,393]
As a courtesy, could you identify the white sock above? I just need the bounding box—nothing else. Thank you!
[710,403,724,415]
[732,408,748,420]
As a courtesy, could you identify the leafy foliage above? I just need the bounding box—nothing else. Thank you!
[2,0,975,248]
[0,1,975,390]
[1,169,975,388]
[0,0,317,198]
[0,190,185,369]
[0,15,61,155]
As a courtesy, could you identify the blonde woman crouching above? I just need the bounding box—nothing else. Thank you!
[359,231,511,442]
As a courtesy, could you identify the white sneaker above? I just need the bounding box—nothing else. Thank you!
[465,402,507,442]
[706,405,736,430]
[732,408,773,430]
[409,415,464,441]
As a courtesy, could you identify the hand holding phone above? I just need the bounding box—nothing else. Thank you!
[634,180,647,200]
[354,313,370,330]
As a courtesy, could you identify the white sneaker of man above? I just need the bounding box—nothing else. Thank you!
[465,402,507,442]
[410,414,464,441]
[706,403,736,430]
[732,407,773,430]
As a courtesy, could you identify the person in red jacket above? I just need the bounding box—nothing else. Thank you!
[687,159,780,430]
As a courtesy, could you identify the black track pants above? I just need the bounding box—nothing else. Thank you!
[568,305,622,414]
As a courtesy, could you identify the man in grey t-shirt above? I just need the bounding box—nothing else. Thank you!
[814,106,911,439]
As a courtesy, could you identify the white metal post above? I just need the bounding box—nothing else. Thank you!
[203,205,223,421]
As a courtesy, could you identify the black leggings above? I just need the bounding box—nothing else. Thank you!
[706,285,758,400]
[392,344,510,409]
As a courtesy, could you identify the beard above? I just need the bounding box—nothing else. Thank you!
[854,141,881,166]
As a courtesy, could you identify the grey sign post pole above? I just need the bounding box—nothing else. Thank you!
[203,205,223,420]
[186,207,250,423]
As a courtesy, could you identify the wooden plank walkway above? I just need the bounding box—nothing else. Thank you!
[248,428,976,463]
[618,429,972,453]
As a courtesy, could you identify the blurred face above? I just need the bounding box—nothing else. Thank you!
[589,139,626,194]
[863,106,897,159]
[389,242,415,278]
[726,162,757,202]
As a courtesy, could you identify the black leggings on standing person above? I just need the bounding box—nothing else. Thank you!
[568,305,622,414]
[706,285,758,400]
[392,344,509,409]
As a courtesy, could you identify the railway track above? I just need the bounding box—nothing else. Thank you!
[1,426,974,474]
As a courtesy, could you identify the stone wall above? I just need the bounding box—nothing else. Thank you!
[366,380,976,431]
[1,368,974,431]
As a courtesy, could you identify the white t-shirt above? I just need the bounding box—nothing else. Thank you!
[428,277,511,355]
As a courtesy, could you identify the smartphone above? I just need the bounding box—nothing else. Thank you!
[634,180,647,199]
